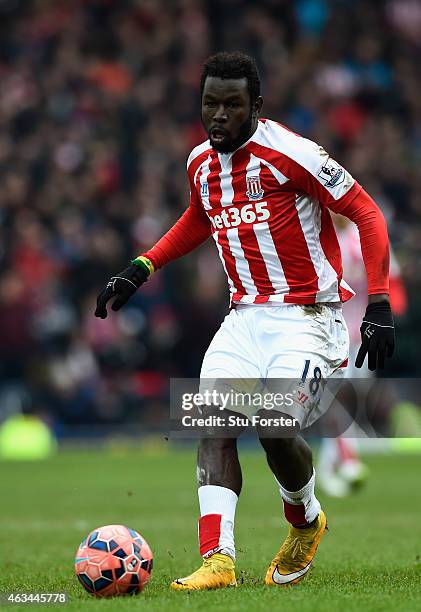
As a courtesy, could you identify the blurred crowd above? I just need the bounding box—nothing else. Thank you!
[0,0,420,431]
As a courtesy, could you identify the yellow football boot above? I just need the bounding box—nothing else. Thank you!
[265,511,327,587]
[170,553,237,590]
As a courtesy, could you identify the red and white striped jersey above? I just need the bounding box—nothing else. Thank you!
[187,118,361,305]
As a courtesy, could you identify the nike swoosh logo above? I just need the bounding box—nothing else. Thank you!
[271,560,312,585]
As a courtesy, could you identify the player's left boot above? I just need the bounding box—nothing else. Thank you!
[265,510,327,587]
[170,553,237,590]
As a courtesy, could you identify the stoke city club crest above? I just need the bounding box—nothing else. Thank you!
[246,175,264,200]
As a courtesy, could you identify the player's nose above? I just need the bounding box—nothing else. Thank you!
[213,104,228,122]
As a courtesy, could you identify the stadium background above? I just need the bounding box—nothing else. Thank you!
[1,0,421,438]
[1,2,421,609]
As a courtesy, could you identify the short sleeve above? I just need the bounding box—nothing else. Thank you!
[266,125,362,208]
[291,137,361,209]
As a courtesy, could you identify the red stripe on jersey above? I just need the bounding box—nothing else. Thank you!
[207,152,223,209]
[237,218,274,298]
[257,163,318,301]
[318,207,347,300]
[195,164,204,205]
[187,148,212,208]
[231,149,275,298]
[339,284,354,302]
[253,295,270,303]
[199,514,222,557]
[216,229,247,296]
[207,150,247,298]
[187,148,212,185]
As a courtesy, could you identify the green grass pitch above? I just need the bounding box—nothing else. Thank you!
[1,443,420,611]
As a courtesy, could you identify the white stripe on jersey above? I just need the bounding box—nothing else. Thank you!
[294,193,339,301]
[340,278,355,295]
[198,155,212,210]
[245,154,284,292]
[245,152,261,185]
[294,194,324,297]
[213,232,236,293]
[245,154,285,292]
[226,228,258,294]
[252,222,288,292]
[187,139,211,168]
[218,153,235,207]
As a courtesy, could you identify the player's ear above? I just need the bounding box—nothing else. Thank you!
[252,96,263,118]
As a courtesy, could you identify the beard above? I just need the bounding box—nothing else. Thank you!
[207,112,254,153]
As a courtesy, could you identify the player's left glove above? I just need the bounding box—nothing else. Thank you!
[355,301,395,371]
[94,256,154,319]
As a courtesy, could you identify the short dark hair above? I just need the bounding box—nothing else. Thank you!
[200,52,261,104]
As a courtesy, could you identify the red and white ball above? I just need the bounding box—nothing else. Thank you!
[75,525,153,597]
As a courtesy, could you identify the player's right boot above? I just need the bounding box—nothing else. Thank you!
[265,510,327,587]
[170,552,237,590]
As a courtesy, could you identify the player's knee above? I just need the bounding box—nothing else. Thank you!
[197,437,238,487]
[198,436,238,474]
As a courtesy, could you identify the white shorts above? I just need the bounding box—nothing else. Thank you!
[199,303,349,429]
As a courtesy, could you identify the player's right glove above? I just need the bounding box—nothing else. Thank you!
[355,300,395,371]
[94,256,154,319]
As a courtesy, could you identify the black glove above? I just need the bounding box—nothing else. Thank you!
[95,258,153,319]
[355,301,395,371]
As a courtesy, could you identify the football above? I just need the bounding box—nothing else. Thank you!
[75,525,153,597]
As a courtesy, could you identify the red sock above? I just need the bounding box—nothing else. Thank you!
[277,470,321,527]
[282,501,308,527]
[198,485,237,559]
[199,514,222,557]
